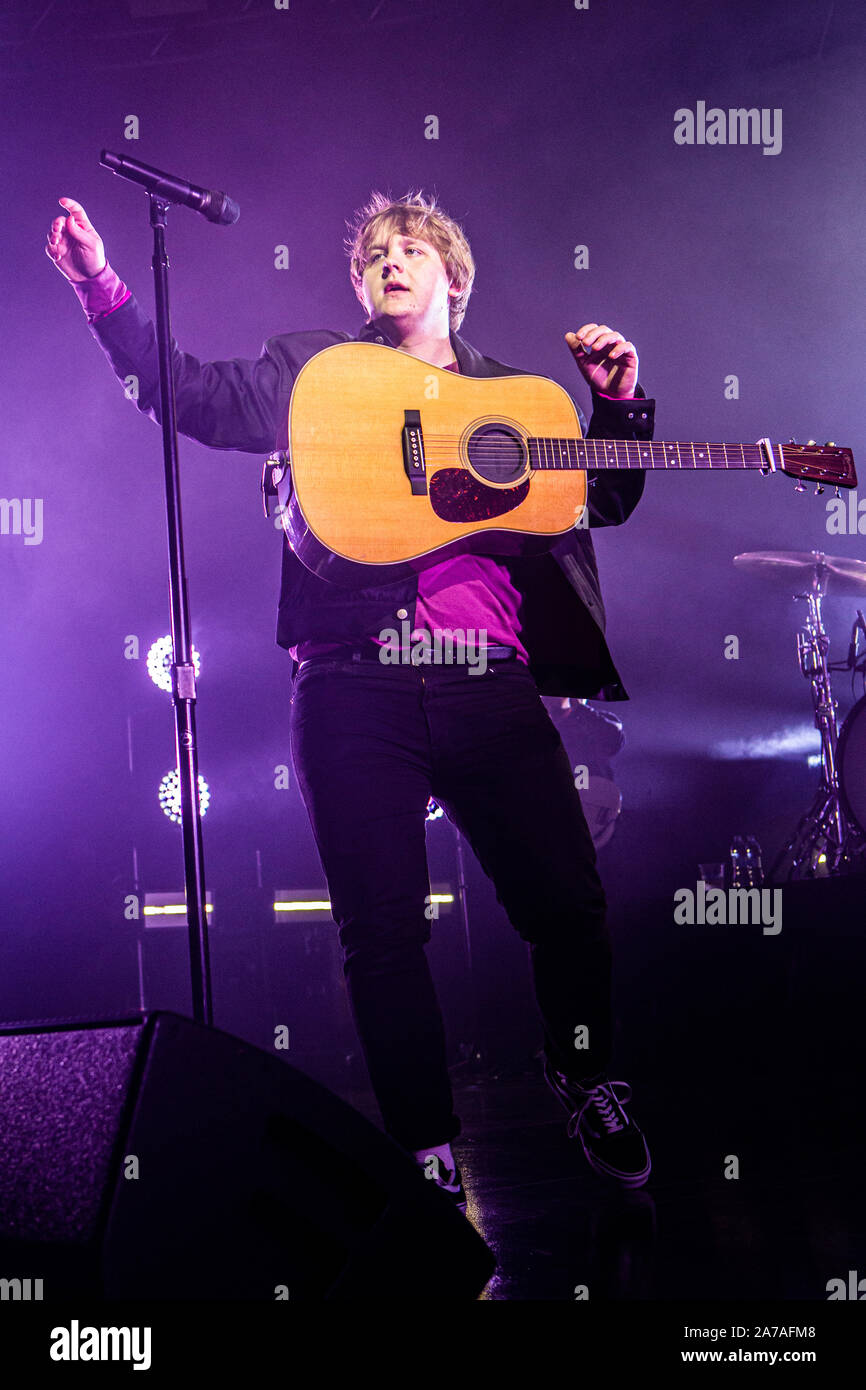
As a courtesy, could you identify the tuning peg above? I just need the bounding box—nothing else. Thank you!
[825,441,835,447]
[834,486,842,499]
[814,483,825,496]
[794,480,807,492]
[788,437,797,445]
[807,439,817,446]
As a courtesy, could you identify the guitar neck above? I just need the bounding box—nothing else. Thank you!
[528,437,769,471]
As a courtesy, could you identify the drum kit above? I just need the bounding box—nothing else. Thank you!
[733,549,866,880]
[430,547,866,880]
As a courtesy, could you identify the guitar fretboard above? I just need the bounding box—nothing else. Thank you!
[528,438,767,471]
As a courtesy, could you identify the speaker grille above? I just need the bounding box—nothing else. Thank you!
[0,1025,142,1244]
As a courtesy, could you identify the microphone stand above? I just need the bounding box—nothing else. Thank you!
[143,192,212,1024]
[98,149,241,1024]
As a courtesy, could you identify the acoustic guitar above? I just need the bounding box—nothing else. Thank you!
[268,341,857,585]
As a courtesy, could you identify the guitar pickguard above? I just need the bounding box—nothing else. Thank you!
[428,468,530,523]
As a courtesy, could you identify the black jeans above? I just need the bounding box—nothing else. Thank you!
[289,651,612,1153]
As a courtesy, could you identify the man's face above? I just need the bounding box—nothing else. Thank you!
[360,228,454,332]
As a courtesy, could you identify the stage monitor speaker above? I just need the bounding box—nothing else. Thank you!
[0,1011,494,1300]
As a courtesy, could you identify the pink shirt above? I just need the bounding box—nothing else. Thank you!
[71,261,130,322]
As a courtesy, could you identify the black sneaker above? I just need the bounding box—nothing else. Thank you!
[543,1059,651,1189]
[417,1153,468,1209]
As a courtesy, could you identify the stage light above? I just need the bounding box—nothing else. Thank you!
[273,892,333,924]
[159,768,210,823]
[143,892,214,928]
[272,890,454,924]
[147,635,201,693]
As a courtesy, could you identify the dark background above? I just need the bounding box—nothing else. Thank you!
[1,0,864,1084]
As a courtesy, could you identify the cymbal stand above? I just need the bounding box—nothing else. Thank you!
[768,564,862,880]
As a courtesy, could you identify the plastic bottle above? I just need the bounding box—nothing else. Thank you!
[730,836,745,888]
[744,836,763,887]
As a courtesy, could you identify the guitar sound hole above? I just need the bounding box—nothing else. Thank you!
[466,424,527,484]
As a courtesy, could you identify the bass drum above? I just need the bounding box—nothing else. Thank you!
[837,694,866,837]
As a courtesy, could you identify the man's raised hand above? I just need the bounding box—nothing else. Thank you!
[45,198,106,282]
[565,323,639,399]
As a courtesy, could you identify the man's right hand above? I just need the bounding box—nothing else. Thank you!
[45,198,106,282]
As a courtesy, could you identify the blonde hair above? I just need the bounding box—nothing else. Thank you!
[346,190,475,330]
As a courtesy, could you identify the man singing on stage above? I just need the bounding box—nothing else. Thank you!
[46,188,654,1205]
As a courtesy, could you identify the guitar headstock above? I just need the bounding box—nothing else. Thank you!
[780,441,857,488]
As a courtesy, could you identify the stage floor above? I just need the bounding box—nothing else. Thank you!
[343,1056,866,1302]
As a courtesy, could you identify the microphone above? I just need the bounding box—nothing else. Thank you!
[99,150,239,226]
[845,610,865,669]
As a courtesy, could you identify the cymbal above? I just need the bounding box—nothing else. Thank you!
[733,549,866,592]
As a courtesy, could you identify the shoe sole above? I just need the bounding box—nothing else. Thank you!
[578,1135,652,1188]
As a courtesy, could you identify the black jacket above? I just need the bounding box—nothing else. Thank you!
[87,299,654,697]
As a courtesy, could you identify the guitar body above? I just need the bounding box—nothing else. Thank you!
[279,341,587,584]
[274,341,857,586]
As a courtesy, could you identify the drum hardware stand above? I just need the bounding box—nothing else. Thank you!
[426,799,486,1070]
[767,557,864,881]
[451,827,488,1068]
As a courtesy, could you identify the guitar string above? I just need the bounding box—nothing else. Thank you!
[392,447,842,476]
[408,443,836,471]
[420,451,760,457]
[404,444,763,469]
[415,436,818,453]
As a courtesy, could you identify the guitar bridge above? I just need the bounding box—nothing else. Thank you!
[401,410,427,495]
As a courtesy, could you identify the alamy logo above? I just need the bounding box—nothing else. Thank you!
[674,101,782,156]
[826,488,866,535]
[0,1276,43,1300]
[826,1270,866,1299]
[0,497,43,545]
[49,1320,151,1371]
[378,621,489,675]
[674,882,782,935]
